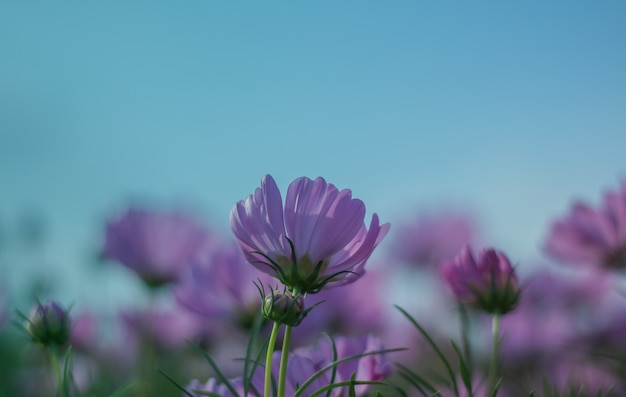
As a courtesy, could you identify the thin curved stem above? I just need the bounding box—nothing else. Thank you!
[488,313,501,397]
[265,321,281,397]
[48,346,63,396]
[277,325,293,397]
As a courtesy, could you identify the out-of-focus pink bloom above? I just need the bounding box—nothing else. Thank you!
[174,242,274,329]
[295,334,393,396]
[391,211,476,268]
[273,352,331,396]
[500,268,613,360]
[296,270,388,345]
[441,246,519,314]
[102,207,212,287]
[121,308,210,351]
[230,175,389,294]
[545,182,626,270]
[70,312,98,353]
[543,356,623,395]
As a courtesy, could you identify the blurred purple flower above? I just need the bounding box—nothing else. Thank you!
[441,246,519,314]
[188,352,329,397]
[121,308,210,351]
[296,270,388,345]
[70,312,98,353]
[272,352,331,396]
[230,175,389,294]
[500,268,614,360]
[295,334,393,396]
[543,356,623,395]
[175,241,275,329]
[545,181,626,270]
[391,211,476,268]
[102,207,212,287]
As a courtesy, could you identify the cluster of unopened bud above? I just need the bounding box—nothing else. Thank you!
[26,301,71,347]
[262,289,307,327]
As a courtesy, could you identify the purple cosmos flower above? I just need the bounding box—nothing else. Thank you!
[174,241,275,329]
[441,246,519,314]
[391,210,476,268]
[102,207,212,287]
[545,181,626,270]
[230,175,389,294]
[26,300,71,346]
[295,334,393,396]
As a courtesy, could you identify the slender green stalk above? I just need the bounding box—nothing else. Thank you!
[48,346,63,396]
[458,304,472,376]
[488,313,501,397]
[265,321,281,397]
[277,325,293,397]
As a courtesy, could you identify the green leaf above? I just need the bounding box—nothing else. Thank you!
[243,310,265,396]
[349,373,357,397]
[62,346,73,397]
[188,340,241,397]
[156,369,194,397]
[192,390,226,397]
[293,347,405,397]
[394,362,437,394]
[394,305,459,397]
[451,341,472,397]
[108,381,137,397]
[324,333,339,397]
[307,380,385,397]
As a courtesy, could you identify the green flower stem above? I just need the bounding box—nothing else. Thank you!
[459,304,472,376]
[277,324,293,397]
[48,346,63,396]
[265,321,281,397]
[488,313,501,397]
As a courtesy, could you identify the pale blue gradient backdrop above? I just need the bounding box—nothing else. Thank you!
[1,1,625,307]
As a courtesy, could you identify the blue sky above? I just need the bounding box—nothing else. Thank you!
[1,1,625,308]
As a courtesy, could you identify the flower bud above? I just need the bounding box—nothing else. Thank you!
[26,301,71,346]
[442,246,520,314]
[262,290,306,326]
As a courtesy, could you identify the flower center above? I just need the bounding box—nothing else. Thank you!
[275,252,330,293]
[604,244,626,269]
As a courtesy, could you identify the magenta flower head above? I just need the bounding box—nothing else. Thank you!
[230,175,389,294]
[102,207,211,287]
[441,246,520,314]
[26,300,71,347]
[545,182,626,270]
